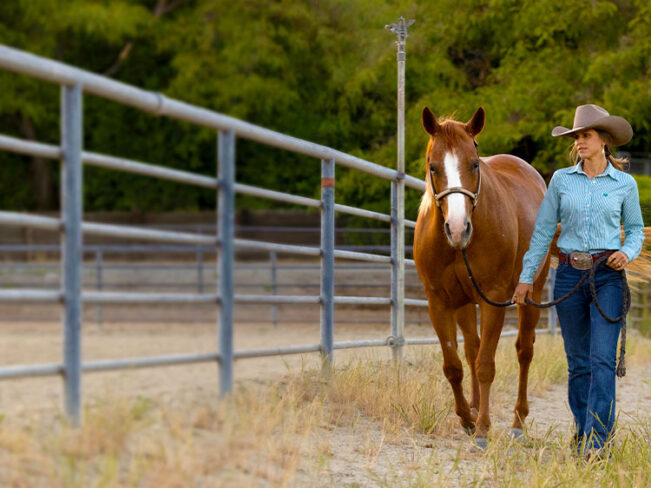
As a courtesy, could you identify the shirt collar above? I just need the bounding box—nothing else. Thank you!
[570,161,620,181]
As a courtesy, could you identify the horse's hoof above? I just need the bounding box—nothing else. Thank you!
[472,437,488,451]
[510,428,524,439]
[463,424,476,436]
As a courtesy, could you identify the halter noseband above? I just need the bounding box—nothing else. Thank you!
[429,140,481,211]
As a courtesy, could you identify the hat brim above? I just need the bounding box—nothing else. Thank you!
[551,115,633,146]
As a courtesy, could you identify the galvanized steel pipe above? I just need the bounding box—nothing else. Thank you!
[320,158,335,366]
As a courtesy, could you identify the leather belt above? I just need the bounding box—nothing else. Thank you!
[559,250,615,270]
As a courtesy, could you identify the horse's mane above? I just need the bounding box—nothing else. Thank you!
[418,116,468,216]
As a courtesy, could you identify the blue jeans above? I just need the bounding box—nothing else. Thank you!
[553,261,623,451]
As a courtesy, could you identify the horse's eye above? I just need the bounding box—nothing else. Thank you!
[472,161,480,170]
[429,166,437,175]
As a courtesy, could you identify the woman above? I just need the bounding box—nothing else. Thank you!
[512,104,645,456]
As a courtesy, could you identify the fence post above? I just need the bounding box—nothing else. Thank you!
[387,17,412,362]
[218,130,235,396]
[320,158,335,368]
[197,246,204,294]
[547,266,557,336]
[270,251,278,328]
[61,82,83,425]
[390,180,405,361]
[95,249,103,329]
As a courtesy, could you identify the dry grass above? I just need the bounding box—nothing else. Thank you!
[0,334,649,487]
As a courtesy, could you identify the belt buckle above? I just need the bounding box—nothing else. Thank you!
[570,252,592,270]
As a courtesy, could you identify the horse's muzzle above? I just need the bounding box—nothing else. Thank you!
[444,220,473,249]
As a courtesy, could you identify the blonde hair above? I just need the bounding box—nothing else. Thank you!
[569,130,628,171]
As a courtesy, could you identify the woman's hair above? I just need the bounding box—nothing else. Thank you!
[570,130,629,170]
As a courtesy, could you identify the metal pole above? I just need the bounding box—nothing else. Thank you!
[390,181,404,360]
[61,82,83,425]
[386,17,412,361]
[218,130,235,396]
[270,251,278,328]
[385,17,414,174]
[320,158,335,368]
[95,249,103,329]
[197,247,204,294]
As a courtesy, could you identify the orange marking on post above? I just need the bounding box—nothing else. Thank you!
[321,178,335,187]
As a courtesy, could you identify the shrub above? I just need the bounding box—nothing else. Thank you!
[633,174,651,226]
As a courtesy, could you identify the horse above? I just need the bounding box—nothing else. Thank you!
[413,106,551,445]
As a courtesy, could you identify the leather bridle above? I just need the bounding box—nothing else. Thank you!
[428,140,481,211]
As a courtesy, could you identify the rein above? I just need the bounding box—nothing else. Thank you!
[461,250,630,377]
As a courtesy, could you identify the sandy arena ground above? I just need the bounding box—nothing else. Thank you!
[0,320,435,415]
[0,320,649,486]
[0,319,647,431]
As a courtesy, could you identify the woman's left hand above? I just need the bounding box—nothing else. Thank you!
[606,251,629,270]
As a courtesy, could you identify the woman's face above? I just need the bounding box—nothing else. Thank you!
[573,129,604,161]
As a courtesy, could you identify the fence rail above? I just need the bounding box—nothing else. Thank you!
[0,44,558,425]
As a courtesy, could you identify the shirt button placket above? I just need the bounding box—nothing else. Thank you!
[585,178,591,250]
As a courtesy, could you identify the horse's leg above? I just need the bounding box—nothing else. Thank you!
[457,303,479,418]
[475,304,507,440]
[512,283,544,434]
[426,296,476,432]
[511,305,538,434]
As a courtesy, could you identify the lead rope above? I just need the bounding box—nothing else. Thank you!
[461,250,630,377]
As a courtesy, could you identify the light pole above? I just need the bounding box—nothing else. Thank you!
[386,17,414,361]
[385,16,414,177]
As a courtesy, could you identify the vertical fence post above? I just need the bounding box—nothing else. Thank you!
[320,158,335,368]
[218,130,235,396]
[387,17,412,361]
[547,267,557,336]
[197,246,204,294]
[270,251,278,328]
[61,82,83,425]
[95,248,103,329]
[390,181,405,360]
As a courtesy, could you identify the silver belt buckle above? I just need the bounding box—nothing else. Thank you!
[570,252,593,270]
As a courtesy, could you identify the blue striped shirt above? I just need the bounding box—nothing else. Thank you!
[519,161,645,284]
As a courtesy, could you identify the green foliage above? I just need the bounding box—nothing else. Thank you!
[633,174,651,226]
[0,0,648,213]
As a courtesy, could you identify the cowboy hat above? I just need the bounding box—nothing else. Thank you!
[551,104,633,146]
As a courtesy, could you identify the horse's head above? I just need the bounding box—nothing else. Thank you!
[421,106,485,249]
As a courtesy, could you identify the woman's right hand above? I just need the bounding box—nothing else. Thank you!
[511,283,533,305]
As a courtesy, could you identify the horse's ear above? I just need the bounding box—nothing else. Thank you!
[422,107,440,136]
[465,107,485,137]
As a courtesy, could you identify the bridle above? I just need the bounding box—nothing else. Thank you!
[428,140,481,211]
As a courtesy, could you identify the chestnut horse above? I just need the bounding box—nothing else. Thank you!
[413,106,551,444]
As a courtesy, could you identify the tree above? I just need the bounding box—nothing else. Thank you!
[0,0,647,216]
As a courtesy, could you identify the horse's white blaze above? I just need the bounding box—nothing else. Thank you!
[443,151,467,236]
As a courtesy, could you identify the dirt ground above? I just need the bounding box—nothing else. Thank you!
[0,320,433,415]
[0,320,649,487]
[0,321,647,415]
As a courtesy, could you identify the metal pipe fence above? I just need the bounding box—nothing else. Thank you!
[0,245,573,331]
[0,45,558,424]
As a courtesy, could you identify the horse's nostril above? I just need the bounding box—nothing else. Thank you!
[465,222,472,234]
[444,222,451,237]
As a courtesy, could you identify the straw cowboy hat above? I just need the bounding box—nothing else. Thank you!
[552,104,633,146]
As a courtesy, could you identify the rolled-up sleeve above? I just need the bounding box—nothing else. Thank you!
[620,177,645,262]
[519,173,561,284]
